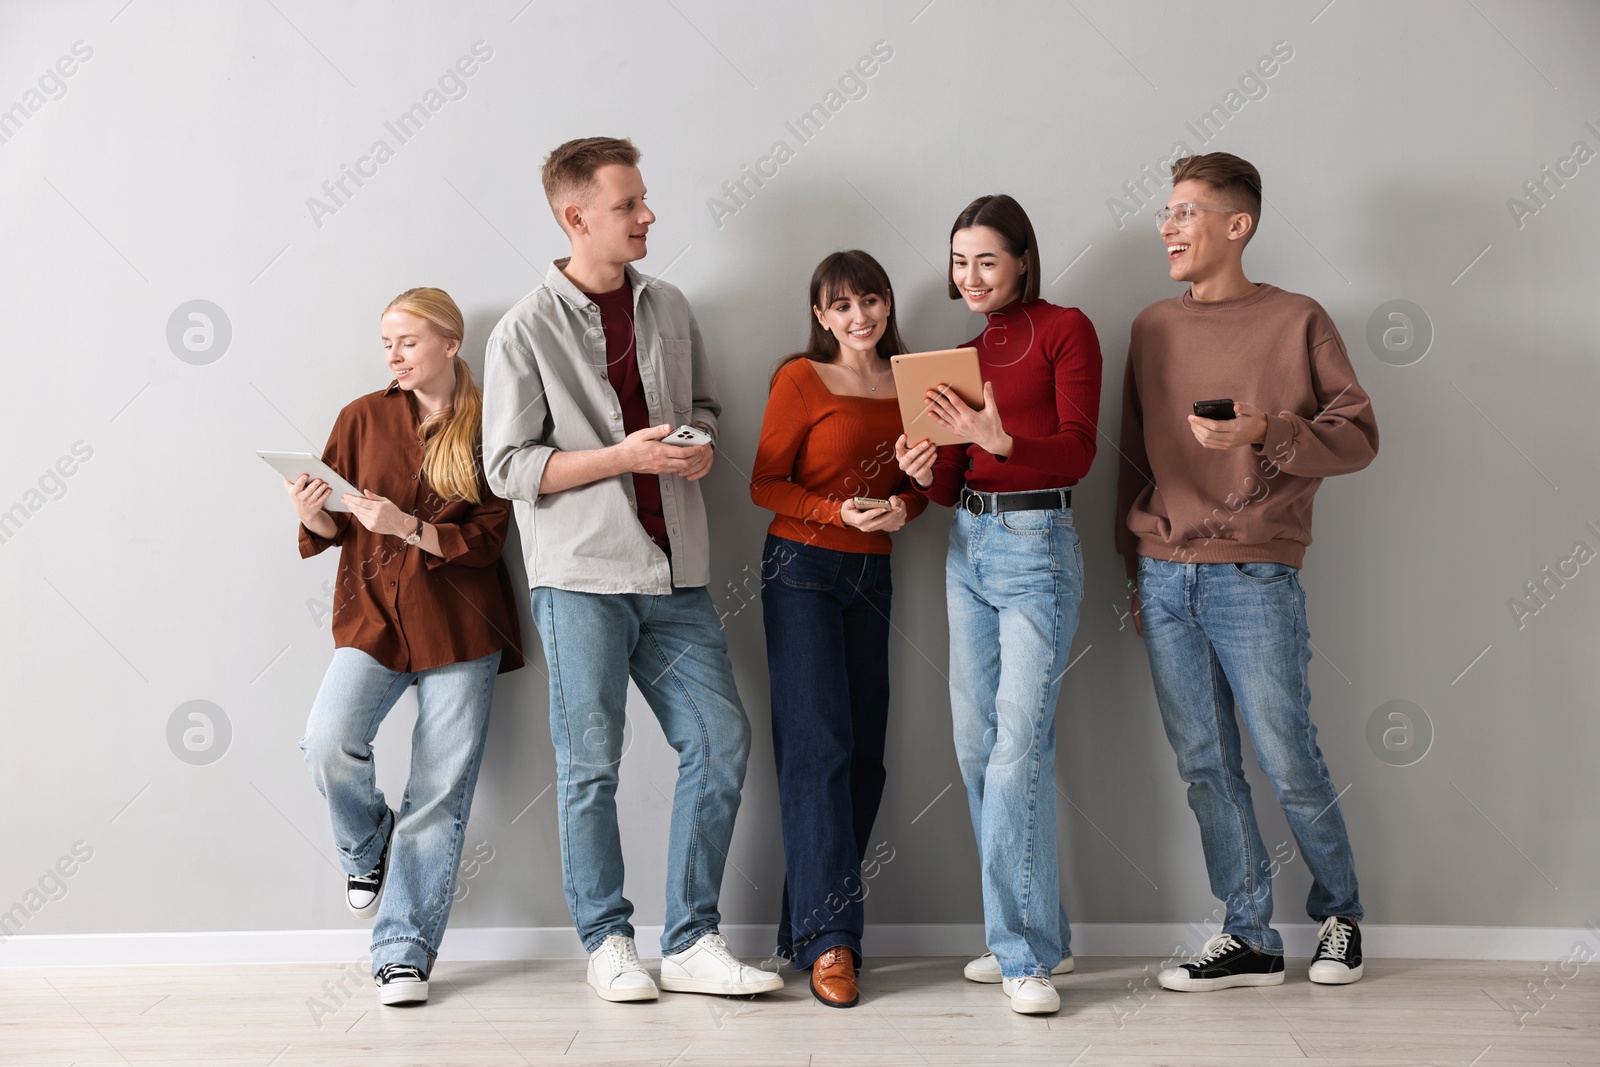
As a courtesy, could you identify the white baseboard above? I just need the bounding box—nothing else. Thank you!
[4,922,1595,967]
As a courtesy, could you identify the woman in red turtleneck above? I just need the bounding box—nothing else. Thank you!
[894,194,1103,1016]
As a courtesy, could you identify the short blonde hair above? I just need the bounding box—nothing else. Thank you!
[541,136,641,230]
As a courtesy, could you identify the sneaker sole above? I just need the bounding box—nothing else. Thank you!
[587,974,659,1002]
[965,957,1075,984]
[1008,997,1060,1015]
[377,981,428,1006]
[1309,962,1364,985]
[347,895,381,916]
[659,974,785,996]
[1157,970,1285,992]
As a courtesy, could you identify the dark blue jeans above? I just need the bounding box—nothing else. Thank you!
[762,534,893,968]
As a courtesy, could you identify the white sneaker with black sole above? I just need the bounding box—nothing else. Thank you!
[1308,916,1364,984]
[347,812,395,915]
[587,935,659,1002]
[964,952,1074,983]
[1002,975,1060,1014]
[1158,934,1285,991]
[375,963,428,1005]
[659,932,784,996]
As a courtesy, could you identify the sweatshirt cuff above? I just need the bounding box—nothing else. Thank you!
[1255,414,1296,473]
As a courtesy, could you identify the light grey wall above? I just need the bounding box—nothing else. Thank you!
[2,0,1595,947]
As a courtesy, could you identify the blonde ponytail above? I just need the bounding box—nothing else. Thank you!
[382,287,484,505]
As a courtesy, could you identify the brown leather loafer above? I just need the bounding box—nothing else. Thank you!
[810,947,859,1008]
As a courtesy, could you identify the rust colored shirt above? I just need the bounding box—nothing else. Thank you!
[750,358,927,555]
[299,383,525,675]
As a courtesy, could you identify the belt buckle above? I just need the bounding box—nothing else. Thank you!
[965,491,986,517]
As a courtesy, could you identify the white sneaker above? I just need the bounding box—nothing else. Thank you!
[659,932,784,996]
[964,951,1074,983]
[1002,975,1060,1014]
[587,935,659,1002]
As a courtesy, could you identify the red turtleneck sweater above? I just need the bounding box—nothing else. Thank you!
[924,299,1103,506]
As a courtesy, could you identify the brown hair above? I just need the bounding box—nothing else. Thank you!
[947,194,1041,304]
[382,287,483,505]
[541,136,641,231]
[771,250,907,389]
[1170,152,1262,243]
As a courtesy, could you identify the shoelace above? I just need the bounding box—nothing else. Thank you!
[695,932,743,968]
[1316,917,1351,960]
[350,868,381,889]
[1191,934,1243,965]
[607,936,643,971]
[377,964,424,983]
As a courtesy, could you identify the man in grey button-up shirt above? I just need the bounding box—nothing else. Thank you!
[483,256,720,594]
[482,136,778,1003]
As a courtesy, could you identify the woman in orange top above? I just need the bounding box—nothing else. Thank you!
[749,250,925,1008]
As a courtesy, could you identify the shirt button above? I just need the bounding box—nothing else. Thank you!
[611,411,620,421]
[586,327,605,344]
[647,393,657,405]
[411,473,417,480]
[389,581,396,588]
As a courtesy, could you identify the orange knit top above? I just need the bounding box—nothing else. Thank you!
[750,358,927,555]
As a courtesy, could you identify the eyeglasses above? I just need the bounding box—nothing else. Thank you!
[1154,202,1245,228]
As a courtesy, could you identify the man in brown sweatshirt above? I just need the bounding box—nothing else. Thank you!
[1115,153,1378,992]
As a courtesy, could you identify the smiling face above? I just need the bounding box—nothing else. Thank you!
[566,163,655,266]
[813,286,891,357]
[381,309,458,395]
[1161,179,1253,285]
[951,225,1027,313]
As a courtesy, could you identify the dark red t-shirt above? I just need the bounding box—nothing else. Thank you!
[585,285,669,550]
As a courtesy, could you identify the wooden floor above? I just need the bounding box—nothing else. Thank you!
[2,956,1595,1066]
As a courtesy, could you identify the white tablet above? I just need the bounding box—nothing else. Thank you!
[258,451,362,512]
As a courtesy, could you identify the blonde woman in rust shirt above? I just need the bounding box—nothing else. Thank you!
[287,287,523,1008]
[750,250,926,1008]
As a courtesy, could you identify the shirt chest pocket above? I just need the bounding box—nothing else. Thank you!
[658,338,693,418]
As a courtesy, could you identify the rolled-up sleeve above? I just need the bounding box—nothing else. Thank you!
[483,324,556,502]
[424,482,513,570]
[298,415,354,557]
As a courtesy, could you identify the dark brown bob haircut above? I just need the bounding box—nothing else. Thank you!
[947,194,1041,304]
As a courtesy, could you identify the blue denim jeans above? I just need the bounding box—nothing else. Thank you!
[530,585,751,956]
[1136,557,1363,955]
[760,535,892,968]
[301,646,501,975]
[947,505,1082,980]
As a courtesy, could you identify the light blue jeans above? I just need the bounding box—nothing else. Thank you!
[1137,557,1362,955]
[530,585,751,956]
[301,646,501,975]
[947,505,1083,980]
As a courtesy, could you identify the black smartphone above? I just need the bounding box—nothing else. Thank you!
[1192,398,1237,421]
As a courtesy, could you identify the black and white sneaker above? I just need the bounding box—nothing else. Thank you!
[1158,934,1285,991]
[347,812,395,915]
[375,963,428,1005]
[1309,917,1363,985]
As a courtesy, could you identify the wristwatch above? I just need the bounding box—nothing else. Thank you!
[403,515,423,546]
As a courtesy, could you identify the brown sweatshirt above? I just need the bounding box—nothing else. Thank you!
[1115,283,1378,578]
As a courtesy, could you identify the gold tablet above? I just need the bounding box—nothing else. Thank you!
[889,348,984,447]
